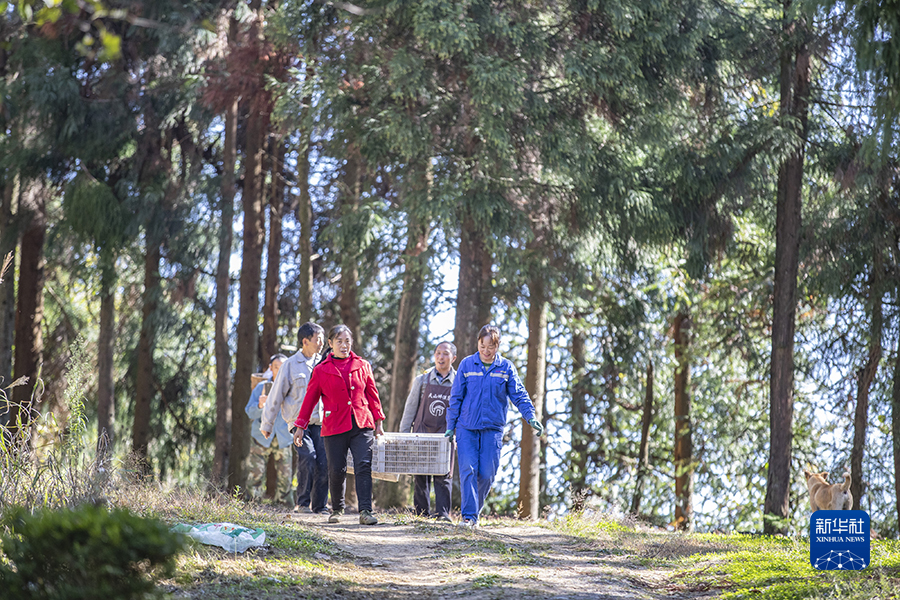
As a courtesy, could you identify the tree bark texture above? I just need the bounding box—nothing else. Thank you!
[673,311,693,531]
[0,170,17,419]
[339,149,362,343]
[453,211,492,362]
[296,138,314,331]
[229,84,269,495]
[295,71,315,333]
[96,262,116,451]
[262,139,286,362]
[132,242,161,468]
[518,274,547,519]
[631,361,654,515]
[9,179,45,439]
[570,326,589,510]
[764,8,810,534]
[213,96,237,487]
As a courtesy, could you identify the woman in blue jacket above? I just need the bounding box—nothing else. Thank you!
[445,325,544,528]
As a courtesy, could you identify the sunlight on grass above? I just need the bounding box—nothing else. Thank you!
[551,513,900,599]
[679,536,900,599]
[471,573,503,588]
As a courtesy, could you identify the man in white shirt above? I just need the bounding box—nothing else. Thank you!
[262,322,327,513]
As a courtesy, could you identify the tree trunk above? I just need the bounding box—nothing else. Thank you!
[453,211,492,362]
[764,8,810,535]
[518,274,547,520]
[631,361,654,514]
[296,137,314,330]
[96,259,116,452]
[296,70,315,333]
[229,81,269,495]
[373,198,431,503]
[339,148,362,343]
[673,311,693,531]
[853,121,893,510]
[0,170,17,420]
[450,209,492,509]
[851,241,882,510]
[892,310,900,535]
[387,167,432,431]
[570,325,589,510]
[261,139,285,362]
[336,147,366,510]
[132,242,161,470]
[9,179,45,440]
[213,96,237,487]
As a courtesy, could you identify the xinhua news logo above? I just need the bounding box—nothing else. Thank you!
[809,510,870,571]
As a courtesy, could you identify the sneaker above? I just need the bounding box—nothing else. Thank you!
[459,518,476,529]
[359,510,378,525]
[436,515,453,523]
[328,510,343,523]
[293,505,313,514]
[314,507,331,515]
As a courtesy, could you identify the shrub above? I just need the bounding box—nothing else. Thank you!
[0,504,185,600]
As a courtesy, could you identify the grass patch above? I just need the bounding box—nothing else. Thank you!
[471,573,503,588]
[555,513,900,599]
[676,536,900,599]
[434,534,539,566]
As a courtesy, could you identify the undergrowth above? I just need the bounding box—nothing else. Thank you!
[0,344,340,599]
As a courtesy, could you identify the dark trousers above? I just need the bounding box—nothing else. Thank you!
[323,421,374,513]
[295,423,329,512]
[413,474,452,519]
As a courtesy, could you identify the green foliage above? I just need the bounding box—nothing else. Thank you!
[63,174,130,253]
[0,504,184,600]
[61,336,91,444]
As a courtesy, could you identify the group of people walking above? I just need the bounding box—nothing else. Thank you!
[246,322,544,527]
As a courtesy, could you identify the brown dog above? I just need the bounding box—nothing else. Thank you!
[803,469,852,512]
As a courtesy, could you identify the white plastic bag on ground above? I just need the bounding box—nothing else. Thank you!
[172,522,266,553]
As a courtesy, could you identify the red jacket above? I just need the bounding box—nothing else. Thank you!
[294,352,386,436]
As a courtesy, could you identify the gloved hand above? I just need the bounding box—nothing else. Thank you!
[528,418,543,437]
[444,429,454,438]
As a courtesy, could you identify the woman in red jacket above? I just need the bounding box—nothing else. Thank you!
[293,324,385,525]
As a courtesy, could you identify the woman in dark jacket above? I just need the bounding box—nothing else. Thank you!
[293,325,385,525]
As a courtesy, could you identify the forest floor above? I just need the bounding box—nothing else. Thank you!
[157,500,897,600]
[271,511,696,599]
[164,508,718,599]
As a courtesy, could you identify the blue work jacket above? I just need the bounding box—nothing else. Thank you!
[446,352,536,431]
[246,381,292,448]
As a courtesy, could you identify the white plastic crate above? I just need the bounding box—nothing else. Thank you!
[375,433,452,475]
[345,432,451,477]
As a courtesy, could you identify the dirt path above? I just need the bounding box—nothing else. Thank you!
[289,512,710,599]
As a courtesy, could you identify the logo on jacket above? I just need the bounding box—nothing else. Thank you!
[429,401,446,417]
